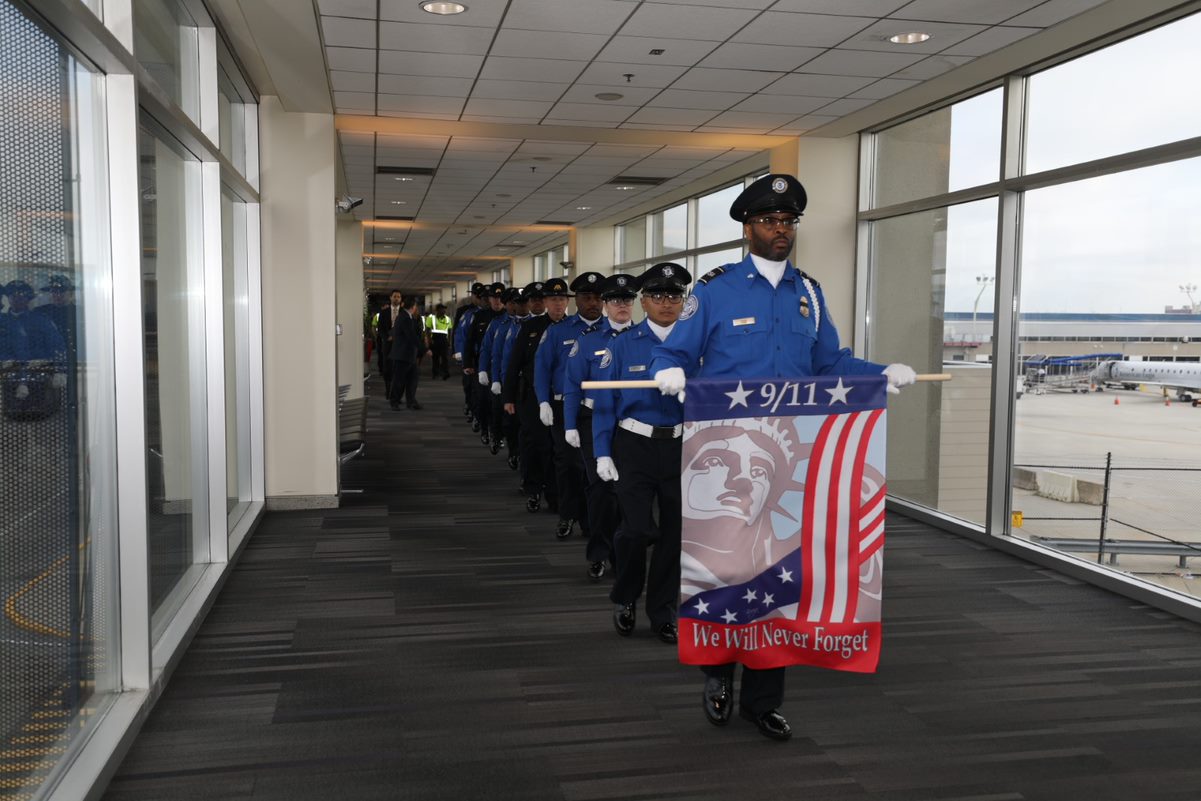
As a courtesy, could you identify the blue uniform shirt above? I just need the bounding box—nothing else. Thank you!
[453,306,477,355]
[479,313,509,379]
[650,254,883,380]
[8,311,65,364]
[592,320,685,460]
[534,313,598,404]
[497,314,529,383]
[562,320,624,431]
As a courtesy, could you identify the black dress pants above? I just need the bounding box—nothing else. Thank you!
[578,411,618,565]
[517,391,555,500]
[610,427,680,629]
[549,400,587,530]
[430,335,449,377]
[700,664,785,717]
[388,359,417,407]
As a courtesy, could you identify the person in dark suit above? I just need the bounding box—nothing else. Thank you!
[377,289,403,397]
[388,295,428,410]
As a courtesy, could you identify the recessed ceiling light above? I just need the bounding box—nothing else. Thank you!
[576,206,591,210]
[390,200,406,205]
[421,2,467,15]
[888,31,931,44]
[614,185,635,191]
[496,193,511,198]
[595,92,624,101]
[394,176,413,181]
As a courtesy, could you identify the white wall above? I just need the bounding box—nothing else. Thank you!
[335,219,364,400]
[259,95,338,507]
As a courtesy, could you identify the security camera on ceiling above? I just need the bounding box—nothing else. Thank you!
[560,260,575,270]
[336,195,363,213]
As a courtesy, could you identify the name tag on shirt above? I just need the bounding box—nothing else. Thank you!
[629,365,647,372]
[594,350,607,356]
[563,339,575,345]
[732,317,756,327]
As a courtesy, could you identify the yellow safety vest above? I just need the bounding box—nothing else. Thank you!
[426,314,452,334]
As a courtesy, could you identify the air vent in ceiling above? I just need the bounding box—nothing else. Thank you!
[376,166,436,176]
[376,215,414,221]
[607,175,664,186]
[535,220,574,226]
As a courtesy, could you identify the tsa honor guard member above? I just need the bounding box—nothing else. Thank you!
[592,262,692,646]
[649,174,917,741]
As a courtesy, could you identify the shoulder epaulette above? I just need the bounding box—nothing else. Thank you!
[697,265,728,285]
[799,270,821,289]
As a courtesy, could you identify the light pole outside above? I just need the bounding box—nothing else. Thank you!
[1181,283,1198,314]
[972,274,995,348]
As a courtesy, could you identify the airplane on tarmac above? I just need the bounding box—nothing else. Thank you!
[1090,359,1201,405]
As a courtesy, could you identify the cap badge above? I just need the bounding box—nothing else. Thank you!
[662,265,674,278]
[799,296,810,318]
[772,177,787,193]
[588,274,597,283]
[616,277,627,286]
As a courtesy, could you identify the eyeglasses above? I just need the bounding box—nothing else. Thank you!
[646,292,684,304]
[748,215,799,229]
[604,297,635,306]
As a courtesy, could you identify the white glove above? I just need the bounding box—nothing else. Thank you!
[478,371,489,386]
[14,383,30,400]
[51,373,67,389]
[654,367,687,402]
[883,363,917,395]
[453,352,462,362]
[491,381,502,396]
[596,456,619,482]
[565,429,580,448]
[539,401,554,426]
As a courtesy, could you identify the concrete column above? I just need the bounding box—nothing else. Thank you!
[258,95,338,509]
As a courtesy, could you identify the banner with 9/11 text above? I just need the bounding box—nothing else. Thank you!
[678,374,887,673]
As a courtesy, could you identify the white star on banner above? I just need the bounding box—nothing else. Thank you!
[778,568,794,584]
[722,609,738,624]
[763,593,775,606]
[742,588,758,603]
[694,598,710,615]
[725,381,751,409]
[826,377,852,405]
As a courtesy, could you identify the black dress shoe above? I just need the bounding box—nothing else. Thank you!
[555,518,573,539]
[740,708,792,741]
[702,677,733,726]
[655,622,678,644]
[407,402,423,410]
[525,495,541,513]
[471,421,480,432]
[587,561,606,581]
[489,440,500,455]
[390,403,402,411]
[506,455,519,471]
[612,603,635,636]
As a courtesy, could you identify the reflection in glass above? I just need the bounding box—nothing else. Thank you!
[653,202,687,256]
[1011,159,1201,601]
[139,123,208,628]
[217,63,246,173]
[0,0,118,791]
[869,199,998,525]
[697,183,743,249]
[620,217,646,265]
[221,193,251,524]
[1025,13,1201,175]
[874,88,1001,207]
[133,0,200,121]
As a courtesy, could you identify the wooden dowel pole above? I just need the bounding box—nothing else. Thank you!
[581,374,951,390]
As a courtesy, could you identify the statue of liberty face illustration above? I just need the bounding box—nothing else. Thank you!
[683,432,776,525]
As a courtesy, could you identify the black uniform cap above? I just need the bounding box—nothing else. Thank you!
[570,272,607,293]
[487,282,506,298]
[638,262,691,293]
[41,274,74,291]
[3,280,34,297]
[501,287,521,303]
[541,277,572,297]
[600,273,638,300]
[522,281,546,299]
[471,282,487,296]
[729,173,807,222]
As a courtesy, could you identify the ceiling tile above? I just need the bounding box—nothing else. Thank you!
[576,61,689,88]
[490,29,610,61]
[326,46,376,73]
[594,35,720,67]
[378,109,462,120]
[760,72,875,97]
[648,88,750,110]
[843,19,986,52]
[1005,0,1107,27]
[333,91,376,111]
[317,0,376,18]
[734,12,873,47]
[378,50,483,78]
[731,93,829,115]
[503,0,638,33]
[769,0,908,15]
[542,118,624,128]
[890,53,971,79]
[700,110,798,129]
[810,96,875,115]
[641,0,772,7]
[556,84,661,105]
[339,132,375,147]
[586,144,662,157]
[447,137,523,153]
[320,16,376,48]
[800,48,925,77]
[378,134,449,150]
[941,25,1039,56]
[471,79,568,101]
[379,21,496,54]
[377,74,474,97]
[849,76,921,98]
[463,97,555,117]
[617,3,760,40]
[548,102,640,122]
[378,94,468,114]
[890,0,1045,24]
[480,56,587,83]
[329,70,375,93]
[379,0,509,26]
[669,67,783,93]
[626,107,718,126]
[699,42,824,72]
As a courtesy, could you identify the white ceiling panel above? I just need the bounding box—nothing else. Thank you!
[334,90,376,111]
[734,12,873,47]
[594,35,720,67]
[547,102,639,122]
[317,0,376,18]
[700,110,799,130]
[800,48,925,76]
[732,93,830,115]
[648,88,750,111]
[849,76,921,98]
[890,53,972,79]
[643,0,772,7]
[617,3,760,40]
[378,94,467,114]
[809,96,875,115]
[669,67,783,93]
[470,79,568,101]
[942,25,1039,56]
[320,16,375,48]
[576,62,689,88]
[463,98,555,118]
[377,109,461,120]
[378,50,483,77]
[843,19,986,53]
[769,0,908,15]
[698,42,824,72]
[377,134,448,150]
[542,119,624,128]
[479,56,588,83]
[328,69,375,93]
[503,0,638,34]
[339,131,375,146]
[760,72,875,97]
[890,0,1045,24]
[376,74,474,97]
[461,114,553,125]
[517,141,593,156]
[325,46,376,73]
[625,107,718,126]
[447,138,523,152]
[379,21,496,54]
[489,29,610,61]
[1006,0,1107,27]
[586,144,663,158]
[378,0,509,26]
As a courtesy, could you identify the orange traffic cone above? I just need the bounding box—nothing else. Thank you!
[1114,397,1119,405]
[1165,397,1171,407]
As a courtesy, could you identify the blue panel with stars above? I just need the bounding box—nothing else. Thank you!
[685,375,887,423]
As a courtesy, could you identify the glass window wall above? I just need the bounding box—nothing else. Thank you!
[697,183,742,249]
[134,0,200,122]
[217,63,247,174]
[651,202,686,256]
[221,191,251,525]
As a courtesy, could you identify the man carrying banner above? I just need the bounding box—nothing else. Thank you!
[649,173,917,741]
